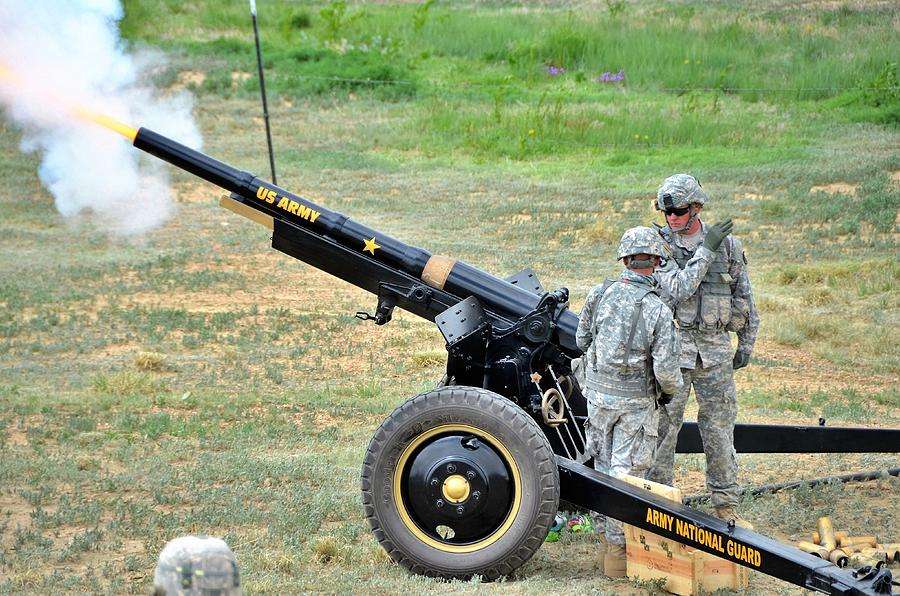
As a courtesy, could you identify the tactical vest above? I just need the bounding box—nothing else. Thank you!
[584,280,661,398]
[659,226,734,332]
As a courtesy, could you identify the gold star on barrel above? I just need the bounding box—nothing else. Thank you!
[363,236,380,255]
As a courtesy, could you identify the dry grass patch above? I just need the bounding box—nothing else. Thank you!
[134,351,169,372]
[92,371,164,397]
[808,182,858,196]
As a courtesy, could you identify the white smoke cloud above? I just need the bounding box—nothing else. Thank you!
[0,0,202,235]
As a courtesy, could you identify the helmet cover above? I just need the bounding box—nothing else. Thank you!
[153,536,241,596]
[656,173,707,210]
[617,226,667,260]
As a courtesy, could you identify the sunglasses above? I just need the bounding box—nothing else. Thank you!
[664,206,691,216]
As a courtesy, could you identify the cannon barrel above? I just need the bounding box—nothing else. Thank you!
[133,127,579,353]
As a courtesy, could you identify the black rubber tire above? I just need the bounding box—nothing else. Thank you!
[361,386,559,581]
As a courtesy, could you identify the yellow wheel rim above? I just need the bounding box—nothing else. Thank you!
[393,424,522,553]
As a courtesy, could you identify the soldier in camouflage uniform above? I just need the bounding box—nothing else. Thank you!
[648,173,760,529]
[153,535,242,595]
[576,226,684,577]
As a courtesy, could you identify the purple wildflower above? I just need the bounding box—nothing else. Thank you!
[597,69,625,83]
[544,65,566,76]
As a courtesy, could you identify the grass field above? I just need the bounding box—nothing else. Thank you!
[1,1,898,594]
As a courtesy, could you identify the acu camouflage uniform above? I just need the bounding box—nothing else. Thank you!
[576,269,683,546]
[649,199,760,508]
[153,535,242,596]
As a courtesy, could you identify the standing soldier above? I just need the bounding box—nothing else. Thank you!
[649,173,760,529]
[576,226,684,578]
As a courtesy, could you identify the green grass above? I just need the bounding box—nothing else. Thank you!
[127,0,899,166]
[1,1,899,594]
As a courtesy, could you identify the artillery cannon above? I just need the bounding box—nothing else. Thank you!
[129,127,897,594]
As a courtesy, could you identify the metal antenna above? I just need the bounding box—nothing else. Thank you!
[249,0,277,184]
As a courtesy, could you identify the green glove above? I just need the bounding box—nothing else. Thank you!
[733,351,751,370]
[703,220,733,252]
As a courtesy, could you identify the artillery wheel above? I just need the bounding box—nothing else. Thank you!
[361,386,559,581]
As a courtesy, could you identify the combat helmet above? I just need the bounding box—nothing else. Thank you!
[617,226,667,260]
[153,535,241,596]
[655,173,708,211]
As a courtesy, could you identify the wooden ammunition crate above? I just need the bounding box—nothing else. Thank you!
[622,475,750,595]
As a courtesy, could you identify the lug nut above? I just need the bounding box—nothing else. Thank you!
[430,478,439,487]
[466,471,476,480]
[436,499,444,508]
[456,506,465,515]
[447,464,456,473]
[472,491,481,500]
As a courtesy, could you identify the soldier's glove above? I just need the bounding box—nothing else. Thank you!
[657,393,673,406]
[702,220,734,252]
[732,351,751,370]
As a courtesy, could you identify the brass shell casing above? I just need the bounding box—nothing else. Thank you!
[828,548,848,567]
[859,547,888,562]
[849,553,884,569]
[839,542,871,553]
[812,529,848,545]
[839,535,876,548]
[816,517,837,551]
[796,541,829,559]
[880,543,900,562]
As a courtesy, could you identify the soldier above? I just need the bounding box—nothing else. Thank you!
[576,226,684,578]
[649,173,760,529]
[153,535,242,595]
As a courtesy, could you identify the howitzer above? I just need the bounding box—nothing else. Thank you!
[129,126,898,594]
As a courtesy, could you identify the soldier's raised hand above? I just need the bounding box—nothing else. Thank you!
[702,220,733,252]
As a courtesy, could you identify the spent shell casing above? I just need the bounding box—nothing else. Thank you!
[816,517,837,551]
[849,553,885,569]
[812,530,848,545]
[839,542,871,553]
[828,548,848,567]
[796,541,830,559]
[859,547,888,562]
[838,535,876,548]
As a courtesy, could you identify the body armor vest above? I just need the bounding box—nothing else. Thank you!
[584,280,661,398]
[659,226,735,332]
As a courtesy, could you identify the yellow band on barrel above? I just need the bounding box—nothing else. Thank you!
[422,255,456,290]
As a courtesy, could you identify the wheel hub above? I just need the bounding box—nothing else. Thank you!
[442,474,470,503]
[404,433,514,545]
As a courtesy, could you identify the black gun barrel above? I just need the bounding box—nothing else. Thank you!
[133,127,579,352]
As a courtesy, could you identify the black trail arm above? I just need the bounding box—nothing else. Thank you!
[559,458,894,595]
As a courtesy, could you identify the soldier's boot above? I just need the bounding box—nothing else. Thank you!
[603,543,627,578]
[714,505,754,530]
[596,533,607,574]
